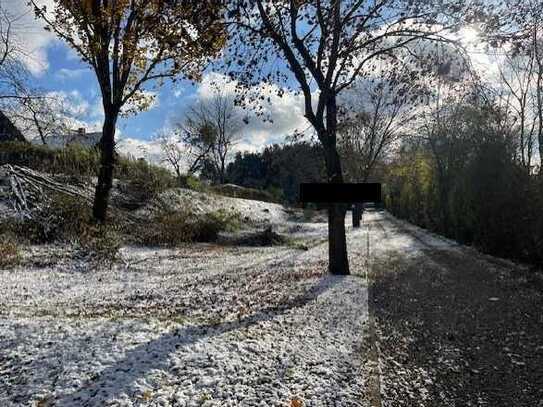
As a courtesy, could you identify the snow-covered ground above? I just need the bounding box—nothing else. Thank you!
[0,219,371,406]
[6,208,538,406]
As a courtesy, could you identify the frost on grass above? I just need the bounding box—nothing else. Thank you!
[0,222,370,406]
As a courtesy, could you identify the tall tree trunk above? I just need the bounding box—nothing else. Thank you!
[328,202,349,274]
[322,133,350,275]
[93,109,118,222]
[316,95,350,275]
[219,158,225,184]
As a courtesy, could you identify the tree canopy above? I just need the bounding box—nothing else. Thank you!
[31,0,226,221]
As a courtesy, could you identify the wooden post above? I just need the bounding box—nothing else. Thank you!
[352,203,361,228]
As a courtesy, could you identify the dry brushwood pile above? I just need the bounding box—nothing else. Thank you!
[0,164,93,219]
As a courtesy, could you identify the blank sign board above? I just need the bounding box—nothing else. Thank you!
[299,183,381,204]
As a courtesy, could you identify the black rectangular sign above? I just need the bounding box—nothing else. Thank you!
[300,183,381,204]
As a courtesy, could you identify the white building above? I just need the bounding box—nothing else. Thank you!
[49,127,102,149]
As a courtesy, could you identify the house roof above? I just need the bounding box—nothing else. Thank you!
[0,111,27,143]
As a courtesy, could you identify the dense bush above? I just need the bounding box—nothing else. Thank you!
[137,209,240,246]
[384,104,543,267]
[1,142,99,176]
[0,141,177,195]
[115,155,177,196]
[0,195,121,261]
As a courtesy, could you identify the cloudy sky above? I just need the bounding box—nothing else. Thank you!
[4,1,497,164]
[5,0,310,160]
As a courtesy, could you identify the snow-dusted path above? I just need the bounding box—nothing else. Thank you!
[1,221,370,406]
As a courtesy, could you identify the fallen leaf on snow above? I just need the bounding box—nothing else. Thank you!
[290,397,304,407]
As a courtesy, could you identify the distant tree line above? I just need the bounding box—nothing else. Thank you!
[223,142,326,203]
[384,95,543,267]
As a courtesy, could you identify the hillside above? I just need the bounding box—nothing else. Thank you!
[0,164,292,225]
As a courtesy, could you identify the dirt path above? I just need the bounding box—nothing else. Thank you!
[365,210,543,406]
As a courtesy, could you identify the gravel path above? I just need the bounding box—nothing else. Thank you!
[0,221,371,406]
[365,210,543,407]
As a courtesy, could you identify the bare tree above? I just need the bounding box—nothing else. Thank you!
[495,50,537,169]
[488,0,543,173]
[6,91,75,144]
[0,4,34,102]
[533,19,543,172]
[156,131,185,182]
[338,79,416,182]
[179,92,241,183]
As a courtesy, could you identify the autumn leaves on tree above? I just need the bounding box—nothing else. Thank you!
[31,0,226,221]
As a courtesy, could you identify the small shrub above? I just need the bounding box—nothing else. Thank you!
[49,195,94,238]
[79,225,122,262]
[233,226,289,247]
[182,174,207,192]
[0,235,20,268]
[196,209,240,240]
[116,157,177,197]
[47,195,121,260]
[3,195,121,260]
[2,195,94,244]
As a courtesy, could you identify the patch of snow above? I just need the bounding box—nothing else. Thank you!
[136,188,290,226]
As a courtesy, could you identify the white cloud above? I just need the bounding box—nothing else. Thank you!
[44,90,103,134]
[116,136,165,165]
[194,72,310,151]
[89,97,105,121]
[49,90,90,116]
[121,72,312,169]
[55,68,89,81]
[3,0,58,75]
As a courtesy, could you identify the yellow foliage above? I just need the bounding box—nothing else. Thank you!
[33,1,226,112]
[141,390,152,401]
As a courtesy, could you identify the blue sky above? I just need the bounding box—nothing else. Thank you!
[24,35,307,160]
[6,0,308,160]
[35,43,203,141]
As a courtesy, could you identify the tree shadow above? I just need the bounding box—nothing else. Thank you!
[52,275,344,405]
